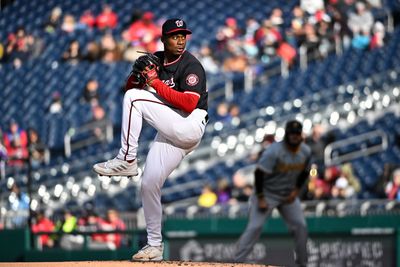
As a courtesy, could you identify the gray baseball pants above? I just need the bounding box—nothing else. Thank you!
[234,194,308,266]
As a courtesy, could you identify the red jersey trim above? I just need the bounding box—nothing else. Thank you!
[163,52,184,66]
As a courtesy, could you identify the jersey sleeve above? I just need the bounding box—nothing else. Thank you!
[179,61,206,96]
[256,144,278,174]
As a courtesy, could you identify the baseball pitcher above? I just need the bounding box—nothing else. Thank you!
[93,18,208,261]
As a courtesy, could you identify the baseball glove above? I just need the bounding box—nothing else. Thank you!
[124,53,161,90]
[124,69,146,90]
[132,52,161,86]
[133,52,161,72]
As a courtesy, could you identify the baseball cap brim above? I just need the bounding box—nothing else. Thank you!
[163,28,192,35]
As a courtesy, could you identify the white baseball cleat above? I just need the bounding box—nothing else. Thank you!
[131,243,164,261]
[93,157,138,177]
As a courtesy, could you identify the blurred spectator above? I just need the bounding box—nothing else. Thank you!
[215,17,242,52]
[301,0,325,15]
[215,101,241,126]
[78,210,110,249]
[79,211,101,231]
[222,43,249,72]
[54,210,82,250]
[366,0,382,8]
[28,128,48,168]
[79,10,96,29]
[196,44,219,74]
[311,178,330,200]
[370,21,386,49]
[96,4,118,30]
[48,91,63,114]
[198,184,217,208]
[255,19,282,63]
[309,7,331,25]
[302,22,321,59]
[269,8,284,29]
[348,1,374,36]
[323,165,341,191]
[31,210,55,249]
[316,19,335,57]
[8,183,30,227]
[0,128,7,179]
[124,9,143,29]
[228,103,241,122]
[242,17,260,59]
[331,176,351,199]
[351,29,371,50]
[55,210,77,233]
[0,41,4,62]
[375,163,399,198]
[44,6,62,33]
[305,124,327,171]
[81,79,100,105]
[122,11,161,53]
[340,163,361,196]
[61,14,76,33]
[82,41,102,62]
[231,184,253,203]
[100,32,122,62]
[12,58,22,69]
[276,40,297,67]
[90,104,108,141]
[3,119,28,167]
[287,6,306,48]
[326,0,353,47]
[62,40,82,64]
[385,168,400,200]
[24,34,44,60]
[102,209,126,248]
[5,27,29,62]
[216,102,231,122]
[216,178,232,204]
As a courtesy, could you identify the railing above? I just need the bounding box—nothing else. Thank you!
[324,129,388,166]
[64,119,113,158]
[31,229,145,251]
[164,199,400,220]
[0,209,29,229]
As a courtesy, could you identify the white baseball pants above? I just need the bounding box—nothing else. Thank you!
[117,89,207,246]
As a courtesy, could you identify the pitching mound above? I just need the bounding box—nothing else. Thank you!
[0,261,273,267]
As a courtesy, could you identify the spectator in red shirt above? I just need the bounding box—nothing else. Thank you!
[80,10,96,29]
[386,169,400,200]
[31,210,55,248]
[3,119,28,167]
[122,11,161,53]
[96,4,118,30]
[103,209,126,248]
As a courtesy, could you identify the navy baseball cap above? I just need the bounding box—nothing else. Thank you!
[162,18,192,36]
[285,120,303,134]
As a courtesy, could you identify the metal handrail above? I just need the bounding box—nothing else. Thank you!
[64,120,113,158]
[324,129,388,166]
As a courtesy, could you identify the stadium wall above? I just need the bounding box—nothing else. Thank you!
[0,215,399,266]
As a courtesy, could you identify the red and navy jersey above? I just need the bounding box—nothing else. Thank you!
[154,50,208,111]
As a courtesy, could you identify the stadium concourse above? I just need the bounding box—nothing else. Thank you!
[0,261,270,267]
